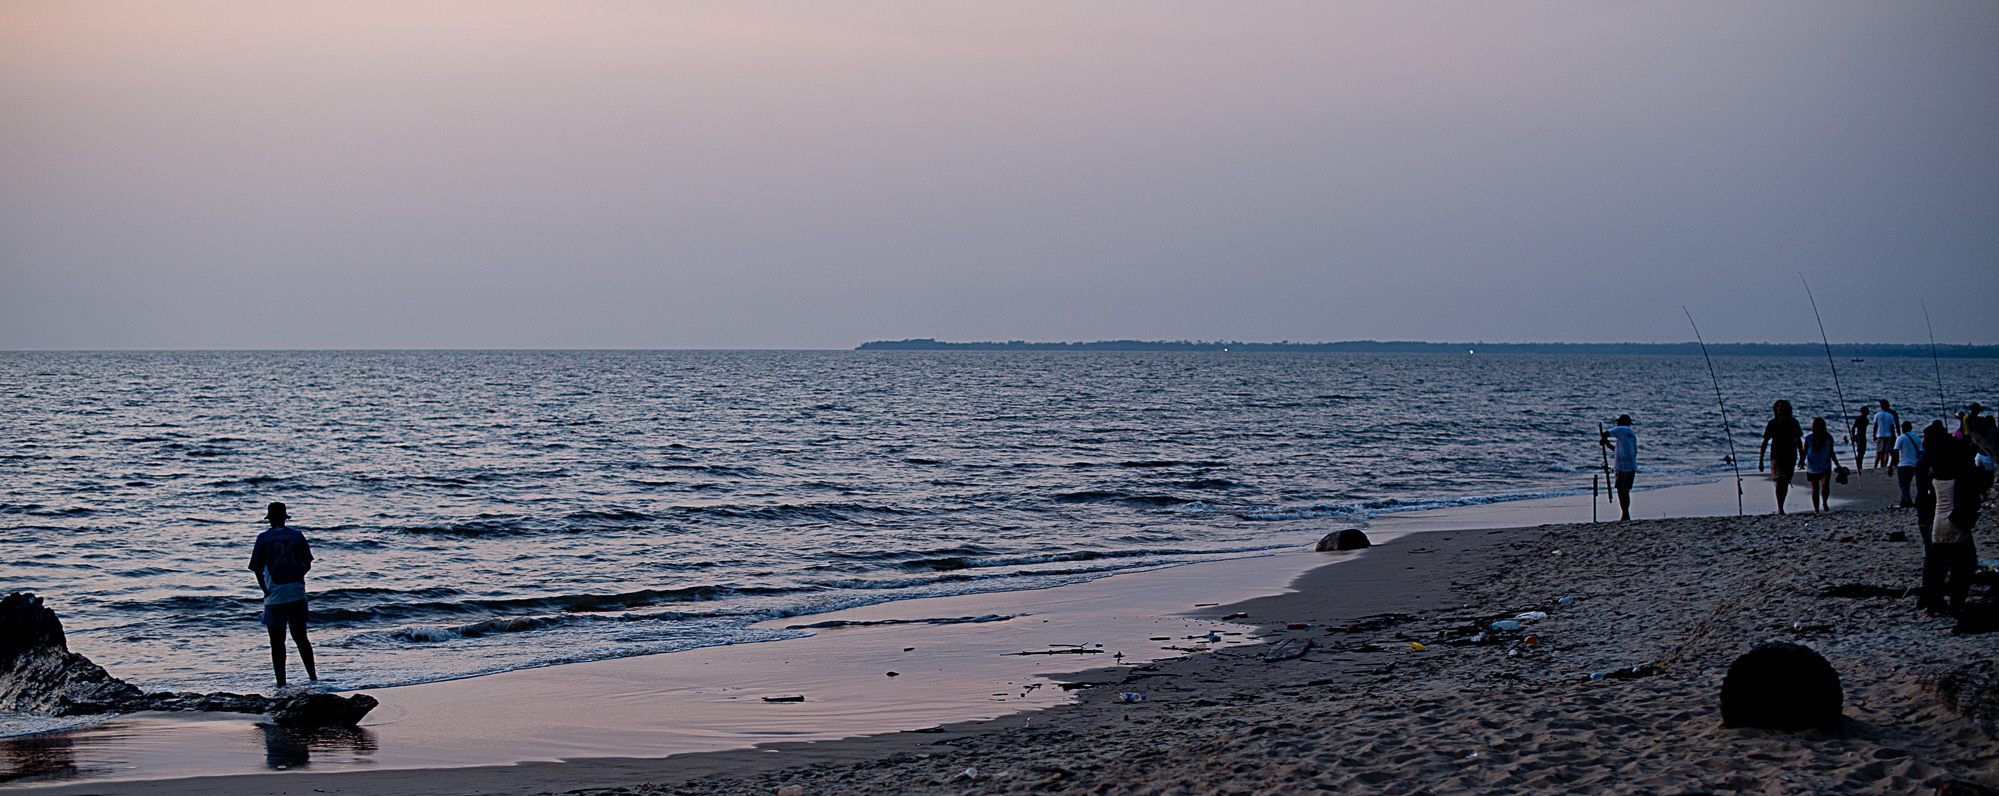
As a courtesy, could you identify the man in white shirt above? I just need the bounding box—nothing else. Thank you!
[1894,421,1921,508]
[1872,400,1898,470]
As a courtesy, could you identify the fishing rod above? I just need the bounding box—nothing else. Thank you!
[1799,273,1852,461]
[1684,307,1743,516]
[1597,421,1613,512]
[1922,299,1947,421]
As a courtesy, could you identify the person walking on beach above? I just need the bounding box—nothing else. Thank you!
[249,502,317,688]
[1600,415,1637,522]
[1872,400,1899,470]
[1803,418,1837,514]
[1759,400,1803,515]
[1895,420,1922,508]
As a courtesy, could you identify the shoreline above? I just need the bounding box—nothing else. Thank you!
[12,469,1977,794]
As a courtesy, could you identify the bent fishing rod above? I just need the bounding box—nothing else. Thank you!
[1684,307,1743,516]
[1923,299,1947,421]
[1800,273,1852,460]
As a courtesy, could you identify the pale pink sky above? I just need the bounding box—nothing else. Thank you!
[3,1,1995,348]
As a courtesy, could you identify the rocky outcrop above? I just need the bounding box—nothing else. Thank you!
[0,593,144,715]
[0,592,376,728]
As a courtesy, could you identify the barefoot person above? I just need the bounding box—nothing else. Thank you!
[1849,413,1870,472]
[1895,421,1922,508]
[1872,400,1899,470]
[1599,415,1637,522]
[1803,418,1836,514]
[1759,400,1803,515]
[249,502,317,687]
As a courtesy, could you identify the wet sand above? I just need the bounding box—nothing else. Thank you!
[16,469,1996,794]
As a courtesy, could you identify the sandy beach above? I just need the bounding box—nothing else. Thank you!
[10,468,1996,794]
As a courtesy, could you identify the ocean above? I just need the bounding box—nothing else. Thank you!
[2,350,1989,706]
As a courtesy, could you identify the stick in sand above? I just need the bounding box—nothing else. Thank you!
[1923,299,1948,421]
[1683,307,1743,516]
[1800,273,1853,463]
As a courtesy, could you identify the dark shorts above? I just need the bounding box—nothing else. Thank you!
[1614,471,1635,492]
[1806,470,1829,483]
[262,599,308,629]
[1773,455,1796,482]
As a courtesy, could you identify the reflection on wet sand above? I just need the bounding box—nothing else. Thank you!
[0,713,380,785]
[257,723,378,771]
[0,732,96,785]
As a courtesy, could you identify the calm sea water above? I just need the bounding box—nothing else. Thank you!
[2,351,1989,704]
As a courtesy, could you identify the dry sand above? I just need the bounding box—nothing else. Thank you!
[14,469,1996,794]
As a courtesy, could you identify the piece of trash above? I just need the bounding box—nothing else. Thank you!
[885,671,899,677]
[762,694,805,703]
[1557,596,1576,606]
[903,647,914,652]
[1286,622,1310,630]
[955,767,979,780]
[1464,751,1478,759]
[776,786,805,796]
[1263,637,1312,661]
[1514,611,1548,622]
[1837,535,1856,543]
[1117,692,1146,703]
[1507,648,1521,657]
[1409,642,1427,651]
[1223,612,1248,620]
[1522,635,1540,645]
[1489,620,1522,631]
[1150,636,1171,641]
[1603,663,1663,680]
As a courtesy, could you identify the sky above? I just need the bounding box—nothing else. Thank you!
[2,1,1995,350]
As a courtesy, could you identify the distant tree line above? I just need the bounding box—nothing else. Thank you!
[855,338,1999,358]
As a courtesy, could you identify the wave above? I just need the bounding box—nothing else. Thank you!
[1053,490,1195,505]
[784,613,1018,630]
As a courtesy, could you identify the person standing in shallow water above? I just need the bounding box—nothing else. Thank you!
[1600,415,1637,522]
[1850,413,1870,473]
[1759,400,1803,515]
[249,502,317,687]
[1872,400,1899,470]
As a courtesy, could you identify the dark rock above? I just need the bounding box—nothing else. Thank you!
[1922,661,1999,739]
[1720,641,1844,730]
[0,592,375,728]
[0,593,145,716]
[272,692,380,728]
[1314,529,1371,552]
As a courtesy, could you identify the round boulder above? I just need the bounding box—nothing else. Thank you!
[1314,529,1371,552]
[1721,641,1844,730]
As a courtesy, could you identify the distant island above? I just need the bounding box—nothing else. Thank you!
[856,339,1999,358]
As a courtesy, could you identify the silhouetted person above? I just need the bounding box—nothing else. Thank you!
[1760,400,1803,515]
[1849,413,1870,472]
[249,502,316,688]
[1919,432,1985,618]
[1803,417,1836,514]
[1600,415,1637,521]
[1895,420,1921,508]
[1871,400,1898,470]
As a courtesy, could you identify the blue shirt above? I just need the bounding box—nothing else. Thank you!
[1606,425,1637,473]
[1804,432,1835,473]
